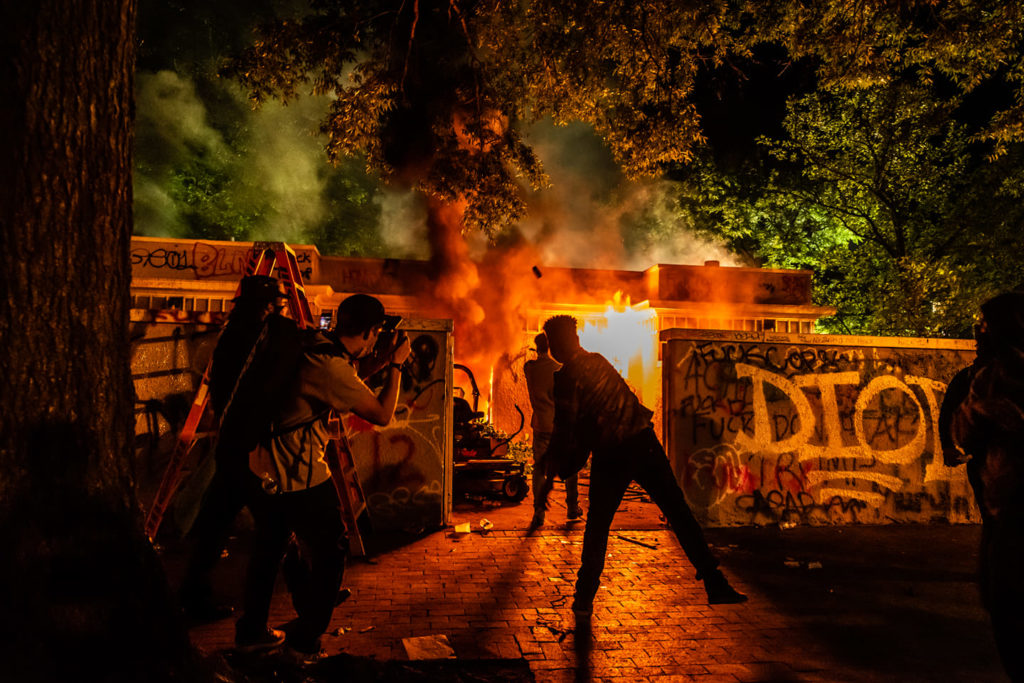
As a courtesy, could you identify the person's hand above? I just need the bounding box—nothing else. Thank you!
[391,333,412,365]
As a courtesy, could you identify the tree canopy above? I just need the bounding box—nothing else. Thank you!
[225,1,1024,224]
[135,0,1024,335]
[675,79,1024,336]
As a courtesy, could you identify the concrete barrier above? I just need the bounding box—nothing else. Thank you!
[661,329,978,526]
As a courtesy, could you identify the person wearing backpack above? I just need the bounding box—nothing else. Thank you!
[179,274,300,623]
[236,294,411,661]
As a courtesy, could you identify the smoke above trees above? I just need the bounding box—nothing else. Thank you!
[136,0,1024,336]
[134,65,735,268]
[135,0,737,269]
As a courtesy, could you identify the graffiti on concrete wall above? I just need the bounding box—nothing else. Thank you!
[346,329,451,533]
[130,240,314,282]
[663,332,977,526]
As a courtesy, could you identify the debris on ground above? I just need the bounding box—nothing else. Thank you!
[402,634,456,660]
[453,522,471,534]
[808,561,823,570]
[479,518,494,531]
[614,534,659,549]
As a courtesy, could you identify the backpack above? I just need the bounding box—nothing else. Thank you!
[210,313,309,460]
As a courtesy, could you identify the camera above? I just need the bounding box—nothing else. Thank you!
[373,314,404,355]
[356,314,406,380]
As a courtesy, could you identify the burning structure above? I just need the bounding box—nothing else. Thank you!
[130,236,830,415]
[129,236,985,532]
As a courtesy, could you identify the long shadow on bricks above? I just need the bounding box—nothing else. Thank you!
[707,524,1006,683]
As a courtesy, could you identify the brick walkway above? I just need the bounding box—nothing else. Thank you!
[181,478,1005,682]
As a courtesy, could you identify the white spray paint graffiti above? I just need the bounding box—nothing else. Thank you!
[663,332,977,525]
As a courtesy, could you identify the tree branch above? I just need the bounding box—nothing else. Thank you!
[401,0,420,92]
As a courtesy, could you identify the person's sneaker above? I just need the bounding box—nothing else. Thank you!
[284,645,325,666]
[700,569,748,605]
[235,627,286,652]
[528,511,545,531]
[567,504,584,521]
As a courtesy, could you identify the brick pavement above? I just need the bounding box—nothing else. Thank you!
[182,479,1005,682]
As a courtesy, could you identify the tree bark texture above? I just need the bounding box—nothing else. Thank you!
[0,2,199,680]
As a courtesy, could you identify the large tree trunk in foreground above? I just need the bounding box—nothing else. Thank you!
[0,2,199,680]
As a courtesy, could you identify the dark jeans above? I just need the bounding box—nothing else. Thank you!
[238,481,348,652]
[180,460,260,609]
[983,517,1024,681]
[575,427,717,604]
[533,432,579,512]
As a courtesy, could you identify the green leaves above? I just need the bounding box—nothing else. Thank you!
[680,78,1024,337]
[140,0,1024,327]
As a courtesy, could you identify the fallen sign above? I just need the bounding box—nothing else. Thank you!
[402,634,456,660]
[615,534,659,549]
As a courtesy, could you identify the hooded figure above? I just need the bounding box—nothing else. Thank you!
[953,291,1024,681]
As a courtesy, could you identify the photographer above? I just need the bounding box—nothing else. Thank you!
[236,294,410,661]
[180,275,298,623]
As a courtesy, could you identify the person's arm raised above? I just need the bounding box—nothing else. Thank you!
[350,334,412,426]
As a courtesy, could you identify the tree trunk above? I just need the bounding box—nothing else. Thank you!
[0,2,200,680]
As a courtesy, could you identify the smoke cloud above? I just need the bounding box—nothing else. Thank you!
[377,189,430,259]
[134,70,343,246]
[518,120,738,269]
[134,70,230,237]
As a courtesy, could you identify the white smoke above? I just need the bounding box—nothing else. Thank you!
[134,69,335,244]
[246,94,331,243]
[134,72,738,271]
[134,70,231,236]
[517,119,738,269]
[377,189,430,259]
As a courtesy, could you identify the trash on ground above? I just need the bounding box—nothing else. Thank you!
[615,534,659,549]
[454,522,471,534]
[402,634,456,660]
[538,624,571,642]
[808,561,823,570]
[331,626,350,636]
[359,625,376,633]
[480,518,494,531]
[784,559,801,568]
[780,521,798,530]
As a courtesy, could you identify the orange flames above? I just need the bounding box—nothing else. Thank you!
[421,196,667,430]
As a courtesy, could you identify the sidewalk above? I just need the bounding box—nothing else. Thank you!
[177,477,1006,682]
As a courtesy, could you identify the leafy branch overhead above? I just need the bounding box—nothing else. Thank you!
[214,0,1024,336]
[225,1,1024,235]
[225,0,751,234]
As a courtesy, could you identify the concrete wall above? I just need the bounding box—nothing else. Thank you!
[661,329,978,526]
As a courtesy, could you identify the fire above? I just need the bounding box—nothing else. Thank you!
[580,292,660,409]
